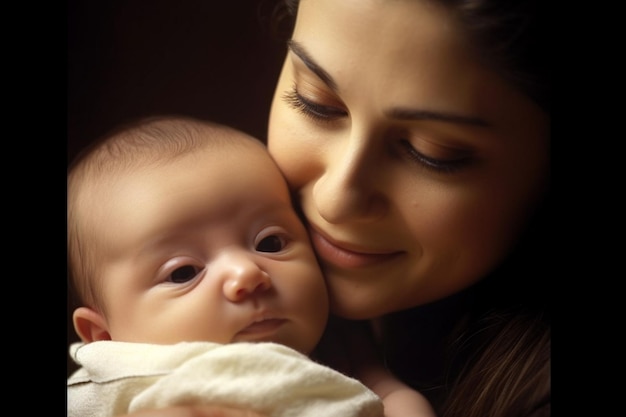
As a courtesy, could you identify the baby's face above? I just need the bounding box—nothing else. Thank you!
[90,139,328,355]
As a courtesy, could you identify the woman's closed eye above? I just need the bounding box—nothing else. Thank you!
[282,84,475,175]
[397,139,473,174]
[282,86,347,122]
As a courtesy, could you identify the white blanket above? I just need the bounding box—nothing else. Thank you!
[68,341,383,417]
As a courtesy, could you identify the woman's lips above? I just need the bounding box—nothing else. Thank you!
[309,227,401,269]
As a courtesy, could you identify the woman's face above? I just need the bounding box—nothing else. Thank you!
[268,0,549,319]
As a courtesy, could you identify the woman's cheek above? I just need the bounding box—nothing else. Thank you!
[269,121,321,191]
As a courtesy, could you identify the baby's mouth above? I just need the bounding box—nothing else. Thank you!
[235,317,287,340]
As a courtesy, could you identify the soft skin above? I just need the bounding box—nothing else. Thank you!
[73,138,329,355]
[267,0,549,319]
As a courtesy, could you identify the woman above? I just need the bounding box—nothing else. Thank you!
[121,0,550,415]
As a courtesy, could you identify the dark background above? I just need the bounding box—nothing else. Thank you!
[67,0,288,377]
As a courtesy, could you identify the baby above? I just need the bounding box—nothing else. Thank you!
[67,116,434,417]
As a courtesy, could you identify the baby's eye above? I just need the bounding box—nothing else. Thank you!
[167,264,203,283]
[255,235,287,253]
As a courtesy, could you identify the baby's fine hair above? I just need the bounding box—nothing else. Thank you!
[68,115,257,177]
[67,115,262,313]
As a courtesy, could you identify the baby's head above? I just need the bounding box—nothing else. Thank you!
[68,116,328,355]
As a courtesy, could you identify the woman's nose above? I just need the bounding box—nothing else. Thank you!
[214,251,272,302]
[313,133,388,224]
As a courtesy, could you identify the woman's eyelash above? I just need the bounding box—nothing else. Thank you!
[399,140,470,174]
[282,87,347,121]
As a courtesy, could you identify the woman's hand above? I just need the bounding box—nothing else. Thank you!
[118,405,268,417]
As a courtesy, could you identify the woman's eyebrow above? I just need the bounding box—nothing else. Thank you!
[386,108,490,127]
[287,39,338,91]
[287,39,488,128]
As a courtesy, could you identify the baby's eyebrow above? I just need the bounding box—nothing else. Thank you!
[287,39,338,91]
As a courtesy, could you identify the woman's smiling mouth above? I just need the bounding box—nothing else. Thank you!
[309,227,402,269]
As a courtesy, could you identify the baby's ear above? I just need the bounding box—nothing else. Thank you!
[73,307,111,343]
